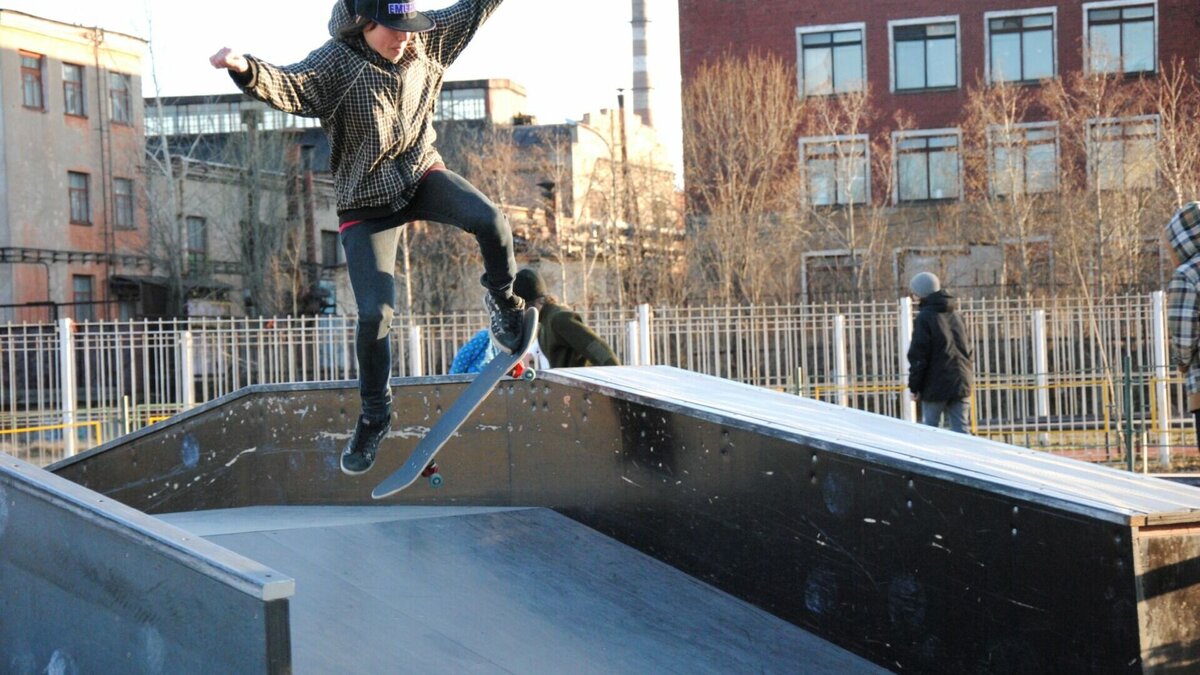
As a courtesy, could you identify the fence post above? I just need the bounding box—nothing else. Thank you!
[638,303,653,366]
[897,298,916,422]
[178,331,195,411]
[1032,309,1050,446]
[626,320,641,366]
[1121,351,1135,471]
[833,314,849,408]
[408,325,423,377]
[1150,290,1171,468]
[58,317,77,457]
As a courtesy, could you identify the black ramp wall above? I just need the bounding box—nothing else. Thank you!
[52,366,1200,672]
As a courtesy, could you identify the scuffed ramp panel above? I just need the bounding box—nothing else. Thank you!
[0,453,292,674]
[160,506,887,674]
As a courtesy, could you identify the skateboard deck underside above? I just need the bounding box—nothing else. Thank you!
[372,307,539,498]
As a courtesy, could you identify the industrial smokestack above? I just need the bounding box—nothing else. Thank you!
[630,0,653,127]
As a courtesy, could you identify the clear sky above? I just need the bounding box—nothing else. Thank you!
[1,0,683,176]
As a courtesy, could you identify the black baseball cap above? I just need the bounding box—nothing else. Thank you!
[355,0,435,33]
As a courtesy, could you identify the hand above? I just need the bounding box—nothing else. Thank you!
[910,392,921,402]
[209,47,249,73]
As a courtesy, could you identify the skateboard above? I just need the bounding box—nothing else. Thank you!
[371,307,539,498]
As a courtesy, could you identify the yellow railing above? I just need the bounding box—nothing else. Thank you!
[0,421,103,446]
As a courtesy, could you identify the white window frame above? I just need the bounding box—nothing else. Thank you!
[887,15,961,93]
[1081,0,1158,75]
[983,7,1058,84]
[987,121,1060,196]
[1085,114,1159,190]
[795,22,867,97]
[798,134,872,206]
[891,128,964,205]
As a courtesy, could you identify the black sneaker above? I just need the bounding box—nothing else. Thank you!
[484,291,526,353]
[341,413,389,475]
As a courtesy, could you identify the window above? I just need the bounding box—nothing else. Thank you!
[21,52,44,110]
[895,131,961,203]
[990,124,1058,196]
[797,24,865,96]
[73,275,95,322]
[321,231,341,267]
[63,63,86,117]
[800,136,869,206]
[68,172,91,224]
[891,18,959,91]
[1085,2,1156,74]
[113,178,134,229]
[109,72,132,124]
[186,216,207,267]
[987,11,1055,83]
[1089,117,1157,189]
[435,88,486,121]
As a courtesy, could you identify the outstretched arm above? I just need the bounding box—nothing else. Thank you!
[424,0,506,66]
[209,47,249,74]
[209,45,342,118]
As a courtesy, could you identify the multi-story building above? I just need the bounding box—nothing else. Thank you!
[0,10,148,322]
[679,0,1199,299]
[148,78,678,312]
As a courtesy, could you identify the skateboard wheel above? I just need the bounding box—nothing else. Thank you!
[522,368,536,382]
[429,473,444,488]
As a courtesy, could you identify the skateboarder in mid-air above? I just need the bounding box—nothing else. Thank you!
[209,0,525,476]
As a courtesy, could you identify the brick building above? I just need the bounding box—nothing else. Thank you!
[0,10,148,322]
[679,0,1200,298]
[682,0,1195,134]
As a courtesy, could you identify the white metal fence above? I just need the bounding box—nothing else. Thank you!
[2,294,1191,469]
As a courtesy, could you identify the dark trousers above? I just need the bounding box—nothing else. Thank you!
[1194,411,1200,454]
[340,169,517,418]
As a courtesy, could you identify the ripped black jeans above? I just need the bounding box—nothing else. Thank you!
[340,169,517,418]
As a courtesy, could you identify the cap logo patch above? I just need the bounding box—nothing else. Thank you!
[387,2,414,14]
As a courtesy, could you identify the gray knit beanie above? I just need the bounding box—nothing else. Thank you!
[909,272,941,298]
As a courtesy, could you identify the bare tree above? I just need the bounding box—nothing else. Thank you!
[683,51,808,305]
[1146,59,1200,211]
[213,116,306,316]
[1042,69,1160,295]
[797,87,899,300]
[960,78,1052,297]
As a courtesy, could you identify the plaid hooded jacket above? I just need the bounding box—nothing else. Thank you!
[1161,200,1200,410]
[230,0,504,222]
[1165,202,1200,410]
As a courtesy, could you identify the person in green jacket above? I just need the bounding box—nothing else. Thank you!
[512,269,620,368]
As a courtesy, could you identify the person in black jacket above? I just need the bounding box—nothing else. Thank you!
[906,272,974,433]
[210,0,525,476]
[512,269,620,368]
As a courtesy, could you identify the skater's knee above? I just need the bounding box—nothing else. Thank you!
[469,205,511,243]
[358,304,394,340]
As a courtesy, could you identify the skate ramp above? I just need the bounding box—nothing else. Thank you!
[158,505,887,674]
[49,366,1200,671]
